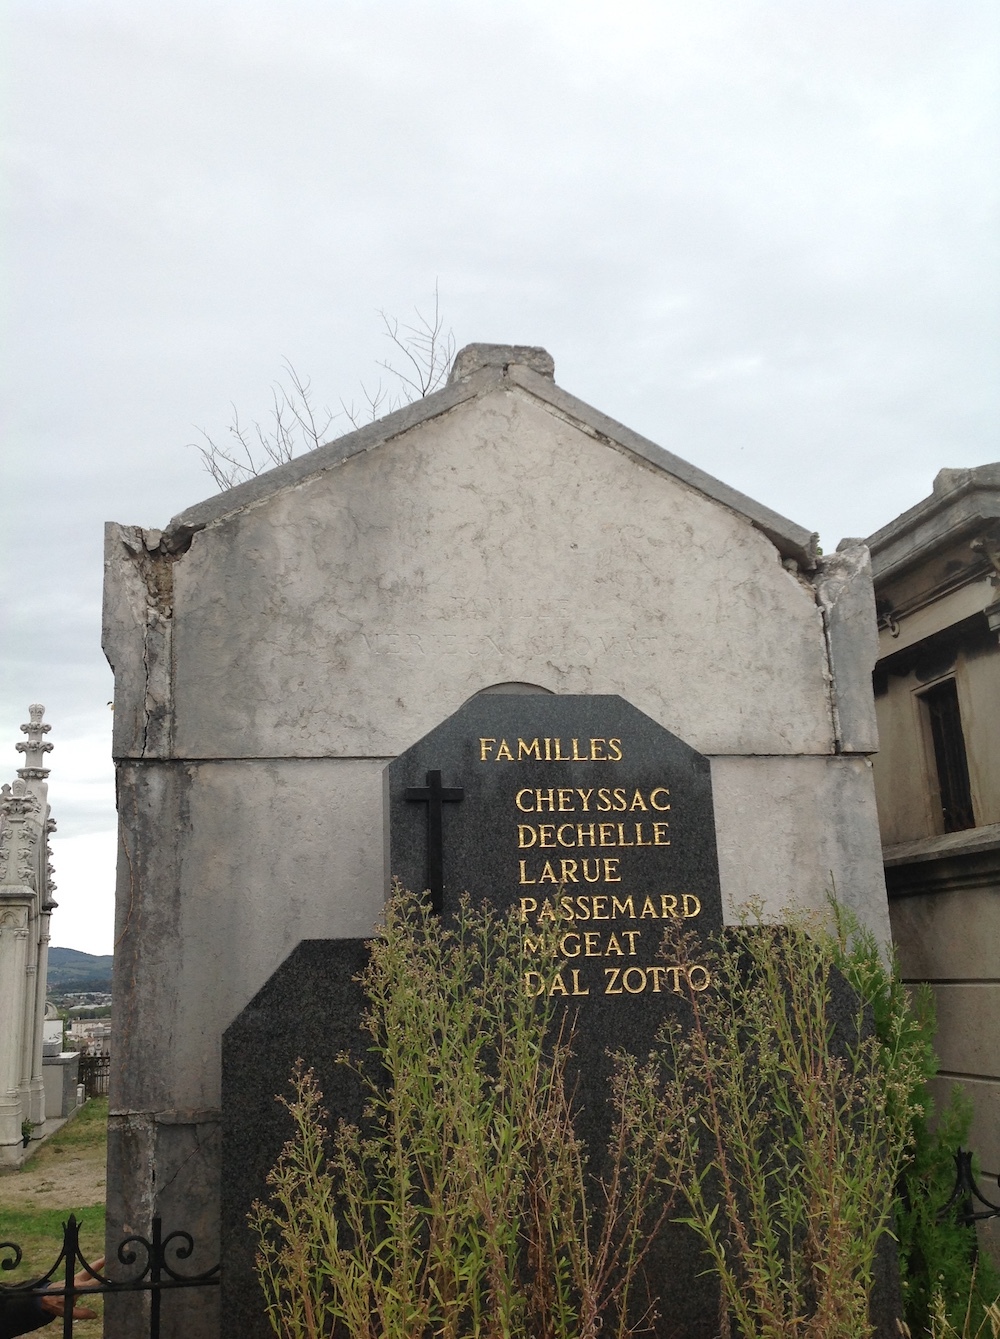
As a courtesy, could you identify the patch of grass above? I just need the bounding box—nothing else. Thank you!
[1,1100,108,1337]
[30,1097,109,1167]
[0,1205,105,1338]
[0,1205,105,1282]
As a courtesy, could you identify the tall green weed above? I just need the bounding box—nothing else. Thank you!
[831,908,1000,1337]
[250,887,672,1339]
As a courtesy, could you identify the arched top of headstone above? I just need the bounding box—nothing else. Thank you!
[386,692,723,929]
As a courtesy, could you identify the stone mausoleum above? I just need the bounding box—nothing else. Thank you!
[102,344,893,1337]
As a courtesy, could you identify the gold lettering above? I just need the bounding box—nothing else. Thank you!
[576,822,597,847]
[652,822,670,845]
[647,966,667,992]
[538,824,556,848]
[688,964,712,992]
[621,929,640,955]
[608,738,623,761]
[538,900,557,923]
[603,858,621,882]
[524,971,545,996]
[605,933,624,956]
[581,859,602,883]
[557,823,576,847]
[590,738,607,761]
[570,969,589,996]
[518,860,536,885]
[597,788,612,811]
[598,822,616,845]
[515,788,534,812]
[611,896,635,919]
[616,823,635,846]
[559,859,579,883]
[553,738,569,761]
[604,967,623,994]
[561,932,581,957]
[479,737,496,760]
[536,789,556,812]
[592,896,609,920]
[622,967,646,994]
[664,966,683,993]
[629,789,648,811]
[584,931,602,956]
[571,737,586,761]
[517,738,541,760]
[640,896,658,918]
[544,738,553,761]
[557,788,574,811]
[576,788,593,810]
[611,788,626,811]
[559,895,575,920]
[539,861,559,883]
[634,823,652,846]
[523,936,542,956]
[682,894,701,918]
[519,897,537,920]
[650,787,670,811]
[549,972,568,996]
[574,895,592,920]
[661,895,678,917]
[495,739,514,761]
[518,825,537,848]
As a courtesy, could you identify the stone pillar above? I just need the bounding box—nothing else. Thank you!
[30,900,54,1127]
[0,706,54,1163]
[0,895,32,1165]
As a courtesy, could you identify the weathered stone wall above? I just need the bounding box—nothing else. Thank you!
[103,346,889,1337]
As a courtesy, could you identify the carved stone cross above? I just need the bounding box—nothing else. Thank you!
[404,769,464,913]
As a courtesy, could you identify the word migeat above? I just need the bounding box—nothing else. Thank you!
[524,963,711,998]
[479,737,624,763]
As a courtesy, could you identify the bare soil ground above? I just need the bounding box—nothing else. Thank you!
[1,1102,107,1210]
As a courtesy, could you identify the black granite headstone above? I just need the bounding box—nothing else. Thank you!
[221,940,371,1339]
[221,695,900,1338]
[386,693,723,1170]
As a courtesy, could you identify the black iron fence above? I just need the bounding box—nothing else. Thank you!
[76,1051,110,1099]
[943,1148,1000,1227]
[0,1213,219,1339]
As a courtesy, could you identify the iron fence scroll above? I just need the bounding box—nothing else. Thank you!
[941,1147,1000,1227]
[0,1213,219,1339]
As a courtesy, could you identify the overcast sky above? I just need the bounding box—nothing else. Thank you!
[2,0,998,954]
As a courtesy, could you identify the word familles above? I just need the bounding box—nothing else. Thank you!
[480,737,623,763]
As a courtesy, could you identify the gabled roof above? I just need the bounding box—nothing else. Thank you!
[162,343,819,569]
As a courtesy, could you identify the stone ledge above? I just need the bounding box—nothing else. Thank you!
[884,823,1000,867]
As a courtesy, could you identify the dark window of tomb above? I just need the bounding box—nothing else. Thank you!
[920,679,975,833]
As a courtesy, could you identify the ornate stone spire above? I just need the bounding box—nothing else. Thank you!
[15,705,53,782]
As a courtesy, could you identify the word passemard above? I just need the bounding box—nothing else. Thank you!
[477,735,712,1000]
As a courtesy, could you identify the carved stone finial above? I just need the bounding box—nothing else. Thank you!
[15,703,53,780]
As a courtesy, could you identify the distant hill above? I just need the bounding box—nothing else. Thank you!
[47,947,114,994]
